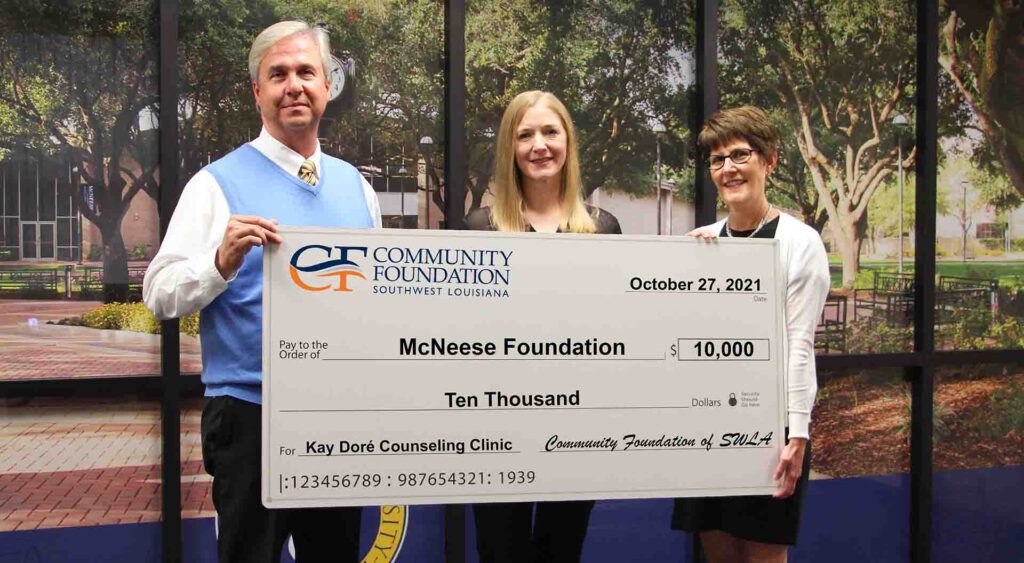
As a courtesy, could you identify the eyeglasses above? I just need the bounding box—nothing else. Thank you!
[708,148,758,170]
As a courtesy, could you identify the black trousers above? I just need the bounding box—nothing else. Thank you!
[201,396,363,563]
[473,500,595,563]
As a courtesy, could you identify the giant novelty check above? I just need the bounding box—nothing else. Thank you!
[262,228,787,508]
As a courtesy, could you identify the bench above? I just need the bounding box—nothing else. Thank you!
[936,275,998,325]
[854,271,915,328]
[816,292,847,353]
[0,269,59,298]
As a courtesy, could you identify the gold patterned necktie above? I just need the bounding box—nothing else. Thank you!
[298,159,318,186]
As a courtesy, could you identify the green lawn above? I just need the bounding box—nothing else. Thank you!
[829,258,1024,289]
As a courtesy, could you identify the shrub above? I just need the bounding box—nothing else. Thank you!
[978,238,1003,250]
[898,388,954,444]
[988,317,1024,349]
[1012,238,1024,252]
[180,312,200,337]
[979,381,1024,439]
[71,302,198,336]
[976,246,1005,257]
[81,302,133,330]
[845,317,913,354]
[129,244,150,260]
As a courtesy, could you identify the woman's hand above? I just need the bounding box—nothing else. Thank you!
[772,437,807,499]
[685,228,718,240]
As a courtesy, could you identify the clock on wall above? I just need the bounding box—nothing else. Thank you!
[327,56,346,101]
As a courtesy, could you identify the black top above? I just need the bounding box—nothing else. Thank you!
[718,216,780,239]
[465,205,622,234]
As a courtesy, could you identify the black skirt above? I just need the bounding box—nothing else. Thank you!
[671,440,812,546]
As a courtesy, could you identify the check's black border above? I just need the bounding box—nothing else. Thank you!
[0,1,1019,562]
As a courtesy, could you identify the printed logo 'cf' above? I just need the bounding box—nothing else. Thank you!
[289,245,368,292]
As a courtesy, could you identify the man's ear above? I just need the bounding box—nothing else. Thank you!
[252,81,260,112]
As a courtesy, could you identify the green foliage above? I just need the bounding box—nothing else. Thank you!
[129,243,150,260]
[897,388,953,444]
[463,0,694,206]
[978,238,1004,251]
[939,1,1024,201]
[979,381,1024,439]
[179,311,200,337]
[938,308,993,350]
[175,0,448,205]
[74,302,199,336]
[987,317,1024,349]
[0,0,159,292]
[719,0,917,288]
[844,317,912,354]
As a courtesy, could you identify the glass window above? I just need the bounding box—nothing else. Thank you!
[176,2,448,557]
[0,394,162,556]
[3,163,18,214]
[719,0,917,354]
[935,3,1024,352]
[178,0,445,231]
[19,162,36,221]
[0,1,162,380]
[933,363,1024,561]
[798,367,910,561]
[39,162,57,222]
[465,0,696,235]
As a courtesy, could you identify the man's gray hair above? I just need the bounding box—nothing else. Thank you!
[248,21,333,83]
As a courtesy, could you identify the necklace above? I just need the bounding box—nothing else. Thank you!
[725,204,774,238]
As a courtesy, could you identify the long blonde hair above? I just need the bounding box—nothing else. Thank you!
[490,91,596,233]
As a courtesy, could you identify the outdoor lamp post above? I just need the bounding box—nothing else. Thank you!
[892,113,909,273]
[653,122,667,235]
[397,150,408,227]
[419,136,435,229]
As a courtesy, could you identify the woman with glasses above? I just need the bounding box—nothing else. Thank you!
[465,90,620,562]
[673,106,830,563]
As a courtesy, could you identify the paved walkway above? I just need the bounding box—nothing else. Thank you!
[0,300,202,380]
[0,397,212,531]
[0,298,209,531]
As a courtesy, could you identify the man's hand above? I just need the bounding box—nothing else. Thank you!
[772,437,807,499]
[215,215,282,280]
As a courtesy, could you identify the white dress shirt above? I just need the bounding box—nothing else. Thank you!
[143,128,382,320]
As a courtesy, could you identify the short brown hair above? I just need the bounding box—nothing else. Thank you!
[697,106,780,161]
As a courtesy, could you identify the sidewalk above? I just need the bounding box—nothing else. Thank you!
[0,397,212,531]
[0,300,202,380]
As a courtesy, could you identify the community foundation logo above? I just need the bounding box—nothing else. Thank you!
[288,241,514,299]
[289,245,368,292]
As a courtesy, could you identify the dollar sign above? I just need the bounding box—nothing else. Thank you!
[670,343,677,357]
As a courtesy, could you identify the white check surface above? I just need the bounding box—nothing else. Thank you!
[262,228,786,508]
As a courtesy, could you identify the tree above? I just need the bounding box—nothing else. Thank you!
[177,0,447,217]
[719,0,917,288]
[0,0,158,301]
[939,0,1024,199]
[464,0,694,211]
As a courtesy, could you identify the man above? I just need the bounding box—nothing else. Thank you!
[143,21,380,563]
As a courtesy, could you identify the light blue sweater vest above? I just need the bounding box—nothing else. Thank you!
[201,144,373,404]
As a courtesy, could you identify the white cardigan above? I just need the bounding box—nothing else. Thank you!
[697,213,831,439]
